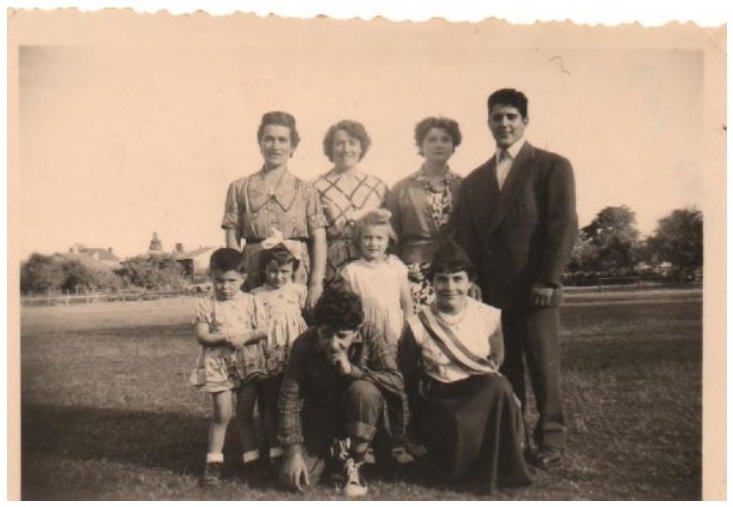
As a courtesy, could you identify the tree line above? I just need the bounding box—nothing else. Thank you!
[566,206,702,286]
[20,253,187,295]
[19,206,702,294]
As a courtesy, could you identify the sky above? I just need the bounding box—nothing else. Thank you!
[14,12,717,261]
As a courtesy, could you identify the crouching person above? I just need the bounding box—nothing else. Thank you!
[277,286,409,497]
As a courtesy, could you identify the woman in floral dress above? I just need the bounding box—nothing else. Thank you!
[385,117,463,310]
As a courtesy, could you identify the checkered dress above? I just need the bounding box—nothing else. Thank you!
[312,170,389,286]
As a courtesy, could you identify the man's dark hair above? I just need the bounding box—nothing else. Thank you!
[312,286,364,330]
[487,88,529,118]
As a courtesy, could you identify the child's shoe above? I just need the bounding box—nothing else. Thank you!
[406,441,428,459]
[391,446,415,465]
[201,461,224,486]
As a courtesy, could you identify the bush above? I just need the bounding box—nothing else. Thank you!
[20,253,125,294]
[60,259,124,293]
[118,254,186,291]
[20,254,65,293]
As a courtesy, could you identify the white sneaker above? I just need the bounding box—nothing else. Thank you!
[342,458,368,497]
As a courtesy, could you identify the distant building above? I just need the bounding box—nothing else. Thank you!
[148,232,163,256]
[173,246,217,282]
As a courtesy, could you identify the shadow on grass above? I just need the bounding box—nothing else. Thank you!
[22,404,211,480]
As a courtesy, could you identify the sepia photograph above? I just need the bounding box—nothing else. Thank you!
[8,4,726,501]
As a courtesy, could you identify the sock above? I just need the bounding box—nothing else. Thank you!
[242,449,260,464]
[206,452,224,463]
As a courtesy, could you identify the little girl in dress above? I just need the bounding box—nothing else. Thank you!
[250,231,309,470]
[339,209,415,464]
[339,209,414,347]
[189,248,268,485]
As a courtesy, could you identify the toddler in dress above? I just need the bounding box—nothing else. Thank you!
[339,208,415,464]
[189,248,268,485]
[339,209,414,347]
[251,231,309,470]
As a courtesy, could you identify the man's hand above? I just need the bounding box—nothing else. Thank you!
[530,283,555,308]
[280,453,310,492]
[331,350,353,376]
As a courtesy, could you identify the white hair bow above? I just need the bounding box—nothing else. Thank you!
[260,229,302,260]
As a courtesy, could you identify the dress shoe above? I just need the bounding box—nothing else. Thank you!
[534,446,564,469]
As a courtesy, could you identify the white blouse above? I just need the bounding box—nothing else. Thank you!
[405,298,502,383]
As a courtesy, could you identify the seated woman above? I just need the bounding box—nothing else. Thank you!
[397,240,532,494]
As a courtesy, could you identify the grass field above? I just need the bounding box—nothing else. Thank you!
[19,288,703,500]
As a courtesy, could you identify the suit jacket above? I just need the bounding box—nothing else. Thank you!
[454,142,578,310]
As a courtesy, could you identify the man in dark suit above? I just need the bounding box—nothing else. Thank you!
[454,88,577,468]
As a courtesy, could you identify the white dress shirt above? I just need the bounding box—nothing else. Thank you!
[495,137,526,191]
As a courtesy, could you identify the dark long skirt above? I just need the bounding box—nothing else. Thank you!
[417,373,532,493]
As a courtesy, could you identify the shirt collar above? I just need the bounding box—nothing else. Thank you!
[250,167,298,209]
[495,137,526,162]
[411,166,458,183]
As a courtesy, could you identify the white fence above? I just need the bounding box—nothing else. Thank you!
[21,290,191,307]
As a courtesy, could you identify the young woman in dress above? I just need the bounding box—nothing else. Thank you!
[385,117,463,310]
[312,120,389,287]
[221,111,327,311]
[398,240,532,494]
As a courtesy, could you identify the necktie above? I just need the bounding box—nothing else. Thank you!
[496,148,512,191]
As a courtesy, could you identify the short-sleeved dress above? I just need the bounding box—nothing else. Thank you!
[311,169,389,287]
[189,291,268,392]
[339,255,408,347]
[251,282,308,376]
[221,169,328,291]
[385,168,462,310]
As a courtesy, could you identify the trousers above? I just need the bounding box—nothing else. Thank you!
[500,305,566,449]
[297,379,385,485]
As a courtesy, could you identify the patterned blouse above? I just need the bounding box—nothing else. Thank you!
[385,168,463,265]
[312,169,389,285]
[221,169,327,242]
[312,169,389,240]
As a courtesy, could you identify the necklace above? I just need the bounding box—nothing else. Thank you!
[433,301,468,326]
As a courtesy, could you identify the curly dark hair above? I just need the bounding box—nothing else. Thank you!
[487,88,528,118]
[209,248,245,273]
[322,120,371,163]
[312,286,364,330]
[257,245,300,280]
[256,111,301,149]
[414,116,462,155]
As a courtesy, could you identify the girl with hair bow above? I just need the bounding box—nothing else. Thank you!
[238,229,309,479]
